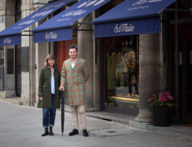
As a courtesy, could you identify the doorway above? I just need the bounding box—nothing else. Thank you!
[15,0,21,96]
[169,23,192,125]
[15,45,21,96]
[180,23,192,124]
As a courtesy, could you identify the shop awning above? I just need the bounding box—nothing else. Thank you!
[32,0,111,43]
[0,0,72,46]
[92,0,176,38]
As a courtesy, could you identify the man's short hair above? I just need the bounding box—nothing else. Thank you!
[68,46,78,52]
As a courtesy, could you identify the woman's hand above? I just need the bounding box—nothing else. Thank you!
[39,97,43,101]
[59,86,65,91]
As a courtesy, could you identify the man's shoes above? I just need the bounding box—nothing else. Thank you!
[41,128,49,137]
[69,129,79,136]
[49,127,54,136]
[83,129,89,137]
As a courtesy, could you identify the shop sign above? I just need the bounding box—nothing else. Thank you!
[133,0,162,6]
[31,9,53,18]
[114,23,135,33]
[128,0,162,11]
[45,32,58,40]
[18,19,35,26]
[63,10,87,17]
[3,38,12,44]
[77,0,106,8]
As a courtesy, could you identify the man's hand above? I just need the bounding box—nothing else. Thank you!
[59,86,65,91]
[39,97,43,101]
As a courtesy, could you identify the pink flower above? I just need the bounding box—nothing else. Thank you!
[148,99,151,102]
[153,94,156,97]
[165,92,170,96]
[162,98,168,101]
[159,93,163,96]
[168,96,174,100]
[158,98,163,102]
[159,96,162,99]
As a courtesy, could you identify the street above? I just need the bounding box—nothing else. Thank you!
[0,99,191,147]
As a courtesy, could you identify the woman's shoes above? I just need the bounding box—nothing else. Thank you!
[49,127,54,136]
[41,127,54,136]
[41,127,49,137]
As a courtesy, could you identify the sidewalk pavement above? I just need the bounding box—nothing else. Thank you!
[1,97,192,147]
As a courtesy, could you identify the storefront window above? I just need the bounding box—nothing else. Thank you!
[105,35,139,110]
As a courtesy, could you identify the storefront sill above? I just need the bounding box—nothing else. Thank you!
[65,104,135,126]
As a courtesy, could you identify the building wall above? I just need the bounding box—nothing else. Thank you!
[0,1,167,123]
[0,0,49,107]
[21,0,49,106]
[0,0,16,98]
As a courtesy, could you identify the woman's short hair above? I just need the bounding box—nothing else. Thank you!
[44,54,57,68]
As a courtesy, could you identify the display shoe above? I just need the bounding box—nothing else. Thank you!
[83,129,89,137]
[41,128,49,137]
[49,127,54,136]
[69,129,79,136]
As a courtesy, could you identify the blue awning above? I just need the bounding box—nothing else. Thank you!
[32,0,111,43]
[0,0,72,46]
[92,0,176,37]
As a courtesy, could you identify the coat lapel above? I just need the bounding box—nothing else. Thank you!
[73,58,80,69]
[70,58,80,70]
[54,68,56,81]
[46,68,51,80]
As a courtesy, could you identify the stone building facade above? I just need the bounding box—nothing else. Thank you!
[0,0,191,128]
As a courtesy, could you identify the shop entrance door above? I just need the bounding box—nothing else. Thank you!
[180,23,192,124]
[169,22,192,125]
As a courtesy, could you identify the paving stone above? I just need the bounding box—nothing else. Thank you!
[0,99,191,147]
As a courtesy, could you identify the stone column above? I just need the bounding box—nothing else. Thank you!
[134,33,161,128]
[34,3,49,107]
[78,14,94,111]
[21,0,36,106]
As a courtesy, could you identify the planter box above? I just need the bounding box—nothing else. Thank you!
[152,106,171,127]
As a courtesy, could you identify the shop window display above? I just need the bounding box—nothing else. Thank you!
[105,36,139,110]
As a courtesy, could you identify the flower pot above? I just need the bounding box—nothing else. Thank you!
[152,106,171,127]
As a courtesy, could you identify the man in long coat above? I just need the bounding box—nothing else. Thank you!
[59,46,89,137]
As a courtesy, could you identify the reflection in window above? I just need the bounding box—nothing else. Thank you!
[105,36,139,110]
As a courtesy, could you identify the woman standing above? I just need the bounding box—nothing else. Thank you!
[37,54,61,137]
